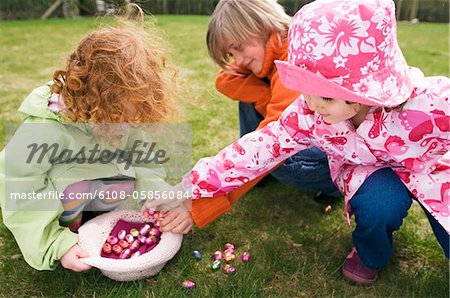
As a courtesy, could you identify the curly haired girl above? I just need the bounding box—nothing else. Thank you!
[0,6,176,272]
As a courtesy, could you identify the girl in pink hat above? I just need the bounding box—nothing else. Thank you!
[152,0,449,285]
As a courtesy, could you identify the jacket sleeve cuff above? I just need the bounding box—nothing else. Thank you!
[191,196,231,229]
[51,229,79,267]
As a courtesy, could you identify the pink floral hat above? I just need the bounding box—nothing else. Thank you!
[275,0,415,107]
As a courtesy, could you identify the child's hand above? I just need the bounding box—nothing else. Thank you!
[60,244,92,272]
[159,210,193,234]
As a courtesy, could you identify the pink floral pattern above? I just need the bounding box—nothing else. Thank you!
[279,0,415,107]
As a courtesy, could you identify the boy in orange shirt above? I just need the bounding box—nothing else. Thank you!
[158,0,340,231]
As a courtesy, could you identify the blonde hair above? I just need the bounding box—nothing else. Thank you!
[52,3,175,125]
[207,0,291,70]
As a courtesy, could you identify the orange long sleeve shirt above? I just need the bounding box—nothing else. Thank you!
[191,33,300,229]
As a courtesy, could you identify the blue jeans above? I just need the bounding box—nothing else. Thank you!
[239,102,340,197]
[350,167,449,269]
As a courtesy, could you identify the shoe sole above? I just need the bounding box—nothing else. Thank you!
[342,266,377,286]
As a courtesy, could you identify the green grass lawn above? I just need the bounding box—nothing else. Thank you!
[0,16,449,297]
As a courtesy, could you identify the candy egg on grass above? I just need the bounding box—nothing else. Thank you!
[223,251,235,262]
[224,243,234,250]
[212,260,221,270]
[241,252,251,262]
[222,264,236,275]
[225,247,236,254]
[212,250,223,261]
[192,250,202,261]
[182,280,196,289]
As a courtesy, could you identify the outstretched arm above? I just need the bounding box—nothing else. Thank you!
[184,96,314,199]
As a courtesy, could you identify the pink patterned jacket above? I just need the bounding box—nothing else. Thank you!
[184,69,450,233]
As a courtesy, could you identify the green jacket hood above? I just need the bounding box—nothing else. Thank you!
[18,82,60,122]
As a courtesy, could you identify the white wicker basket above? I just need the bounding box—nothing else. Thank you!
[78,210,183,281]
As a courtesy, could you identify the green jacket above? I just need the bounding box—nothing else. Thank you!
[0,83,172,270]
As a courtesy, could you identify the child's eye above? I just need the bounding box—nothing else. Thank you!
[322,97,333,101]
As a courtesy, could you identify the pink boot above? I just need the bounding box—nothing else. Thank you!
[342,247,378,285]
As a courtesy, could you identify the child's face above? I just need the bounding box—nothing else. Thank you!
[224,36,265,75]
[304,95,365,124]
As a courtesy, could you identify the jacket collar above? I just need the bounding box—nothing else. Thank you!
[255,32,288,79]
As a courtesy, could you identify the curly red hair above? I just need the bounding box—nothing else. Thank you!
[52,24,174,124]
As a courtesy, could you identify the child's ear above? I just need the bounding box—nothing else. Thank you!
[349,102,363,113]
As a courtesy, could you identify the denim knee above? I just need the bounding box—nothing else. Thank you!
[351,168,412,227]
[351,195,411,234]
[350,168,412,268]
[239,102,264,137]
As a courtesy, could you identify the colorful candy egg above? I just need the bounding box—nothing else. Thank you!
[223,251,235,262]
[225,247,236,254]
[192,250,202,260]
[118,239,129,249]
[144,209,156,217]
[212,260,221,270]
[129,240,141,252]
[182,280,196,289]
[130,228,139,237]
[222,264,236,274]
[117,229,127,240]
[224,242,234,250]
[119,248,131,259]
[138,235,147,244]
[145,235,157,246]
[112,244,123,255]
[148,227,161,237]
[102,243,112,254]
[139,224,151,235]
[241,252,251,262]
[125,234,134,243]
[212,250,223,261]
[107,235,118,245]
